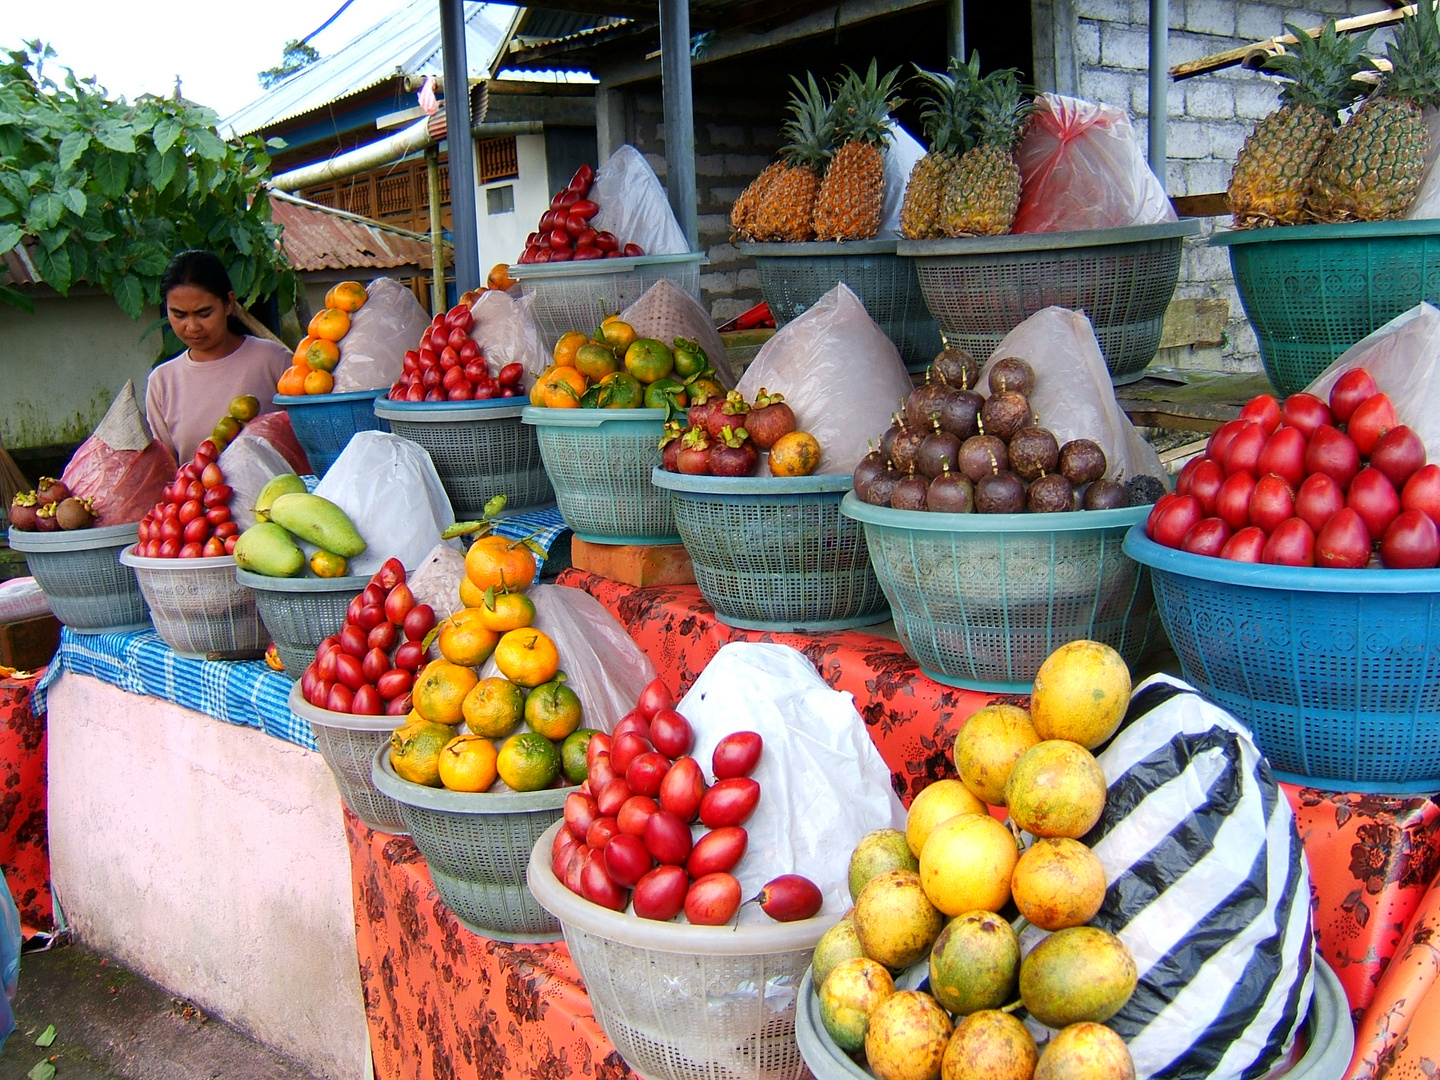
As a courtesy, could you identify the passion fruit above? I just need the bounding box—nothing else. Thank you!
[919,424,963,479]
[980,391,1031,443]
[1009,428,1060,481]
[934,346,981,391]
[907,381,956,431]
[940,390,984,441]
[928,465,975,513]
[1082,479,1129,510]
[988,357,1035,396]
[864,465,902,507]
[1027,473,1076,513]
[1059,439,1107,486]
[854,447,889,498]
[892,474,930,511]
[975,470,1025,514]
[891,426,927,476]
[958,436,1008,482]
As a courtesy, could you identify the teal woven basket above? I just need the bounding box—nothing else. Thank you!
[1212,219,1440,396]
[840,495,1156,692]
[651,470,889,633]
[522,406,678,544]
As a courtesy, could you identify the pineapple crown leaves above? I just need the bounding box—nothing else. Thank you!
[1263,20,1377,116]
[1380,2,1440,108]
[911,56,978,157]
[780,72,836,171]
[830,60,905,148]
[971,67,1035,151]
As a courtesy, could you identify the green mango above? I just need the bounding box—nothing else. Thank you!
[254,473,307,521]
[233,522,306,577]
[268,493,367,558]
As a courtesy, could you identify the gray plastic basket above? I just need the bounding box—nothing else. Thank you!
[371,743,565,942]
[735,240,942,372]
[373,400,555,518]
[898,221,1201,384]
[651,470,888,632]
[236,570,365,680]
[289,684,407,834]
[118,547,267,659]
[523,406,679,544]
[7,523,150,633]
[840,496,1156,693]
[509,252,705,353]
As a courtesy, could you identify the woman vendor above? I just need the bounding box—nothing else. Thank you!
[145,250,291,461]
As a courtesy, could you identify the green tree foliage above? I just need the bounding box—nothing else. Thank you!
[0,42,295,319]
[258,40,321,90]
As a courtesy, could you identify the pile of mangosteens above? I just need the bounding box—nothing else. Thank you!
[8,478,95,532]
[659,388,796,477]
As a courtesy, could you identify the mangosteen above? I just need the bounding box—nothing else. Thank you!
[863,464,902,507]
[746,388,796,451]
[659,421,685,473]
[891,473,929,511]
[1027,473,1076,513]
[1009,427,1060,481]
[1082,479,1130,510]
[890,425,927,475]
[940,390,983,441]
[958,435,1008,482]
[706,391,750,440]
[975,469,1026,514]
[35,477,70,507]
[710,426,759,477]
[853,445,888,497]
[980,391,1031,443]
[933,345,981,391]
[33,503,59,532]
[880,415,904,460]
[676,428,713,475]
[1124,474,1169,505]
[1058,439,1107,486]
[927,464,974,513]
[906,380,955,431]
[55,496,95,530]
[8,491,38,531]
[918,423,963,479]
[988,357,1036,396]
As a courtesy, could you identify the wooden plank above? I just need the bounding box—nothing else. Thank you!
[1171,5,1414,81]
[1171,192,1230,218]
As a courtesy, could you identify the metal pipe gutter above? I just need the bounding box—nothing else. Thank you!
[268,118,435,191]
[440,0,482,293]
[1149,0,1168,179]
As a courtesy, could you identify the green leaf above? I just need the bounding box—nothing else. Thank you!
[32,244,72,294]
[61,186,85,216]
[0,194,17,217]
[92,152,128,198]
[27,1061,55,1080]
[152,116,183,154]
[265,137,287,149]
[94,120,135,153]
[483,494,509,518]
[57,129,88,170]
[145,147,178,192]
[0,284,35,314]
[190,128,226,162]
[0,172,27,204]
[112,274,143,319]
[68,242,87,284]
[0,224,22,253]
[34,1024,55,1047]
[26,191,61,231]
[128,244,168,276]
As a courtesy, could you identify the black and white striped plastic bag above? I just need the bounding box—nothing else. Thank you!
[1075,674,1314,1080]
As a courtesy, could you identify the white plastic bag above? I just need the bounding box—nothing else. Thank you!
[1014,94,1177,233]
[879,120,927,238]
[620,280,735,388]
[590,145,691,256]
[469,289,547,389]
[978,307,1165,483]
[312,431,456,576]
[678,642,904,921]
[216,435,295,532]
[0,578,50,623]
[1305,302,1440,453]
[333,278,431,393]
[405,542,468,622]
[1404,107,1440,219]
[736,284,913,475]
[476,584,656,734]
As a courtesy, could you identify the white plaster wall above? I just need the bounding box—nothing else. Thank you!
[46,673,368,1080]
[478,133,549,269]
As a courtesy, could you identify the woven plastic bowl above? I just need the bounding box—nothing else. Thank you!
[1125,526,1440,791]
[1212,219,1440,396]
[274,390,390,477]
[735,240,942,372]
[651,470,889,632]
[372,744,565,941]
[289,684,407,834]
[841,496,1155,693]
[529,820,829,1080]
[523,406,678,544]
[509,253,705,352]
[7,522,150,633]
[373,399,554,518]
[899,221,1200,384]
[236,569,365,680]
[118,547,267,659]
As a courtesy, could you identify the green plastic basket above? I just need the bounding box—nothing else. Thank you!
[522,406,679,544]
[236,569,365,680]
[289,685,407,835]
[1212,219,1440,396]
[840,495,1156,692]
[735,240,942,372]
[651,470,889,632]
[899,221,1200,384]
[7,523,150,633]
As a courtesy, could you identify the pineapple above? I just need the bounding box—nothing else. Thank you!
[813,61,903,242]
[1308,3,1440,222]
[940,67,1032,237]
[730,161,785,240]
[899,55,980,240]
[749,73,834,242]
[1228,20,1375,228]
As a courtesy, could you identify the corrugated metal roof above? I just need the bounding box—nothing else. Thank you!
[222,0,518,139]
[271,191,447,273]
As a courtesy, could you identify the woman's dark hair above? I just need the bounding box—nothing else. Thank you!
[161,250,247,336]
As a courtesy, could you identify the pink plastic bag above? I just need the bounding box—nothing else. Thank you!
[1013,94,1177,234]
[61,437,176,526]
[241,410,313,476]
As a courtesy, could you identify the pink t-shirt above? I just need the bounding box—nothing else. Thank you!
[145,336,292,462]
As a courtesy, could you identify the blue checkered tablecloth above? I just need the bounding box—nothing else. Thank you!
[29,506,570,751]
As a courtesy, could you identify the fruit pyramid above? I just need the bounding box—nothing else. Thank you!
[812,61,903,242]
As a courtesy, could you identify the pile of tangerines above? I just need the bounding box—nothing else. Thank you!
[278,281,367,397]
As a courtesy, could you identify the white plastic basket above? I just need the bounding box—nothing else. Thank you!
[528,821,830,1080]
[289,684,407,835]
[118,547,266,659]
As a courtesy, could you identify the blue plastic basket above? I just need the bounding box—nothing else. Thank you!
[1125,526,1440,792]
[274,390,391,477]
[842,496,1157,693]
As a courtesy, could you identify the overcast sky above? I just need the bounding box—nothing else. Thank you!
[1,0,420,119]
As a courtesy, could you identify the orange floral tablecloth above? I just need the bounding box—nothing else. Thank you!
[0,669,50,935]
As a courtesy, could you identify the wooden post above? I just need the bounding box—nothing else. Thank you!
[426,148,447,314]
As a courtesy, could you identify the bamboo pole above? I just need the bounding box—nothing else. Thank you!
[1170,4,1415,80]
[426,148,447,315]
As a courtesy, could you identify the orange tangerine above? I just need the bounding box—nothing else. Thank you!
[300,337,340,372]
[438,615,500,667]
[277,365,309,396]
[465,535,537,593]
[599,318,638,352]
[437,734,498,792]
[293,335,317,363]
[496,733,561,792]
[461,677,527,738]
[458,576,486,608]
[553,330,589,367]
[308,307,351,342]
[494,627,560,688]
[529,369,554,406]
[324,281,368,313]
[302,368,335,395]
[488,263,516,291]
[412,659,479,725]
[309,551,348,577]
[476,589,536,633]
[525,677,582,740]
[539,366,587,409]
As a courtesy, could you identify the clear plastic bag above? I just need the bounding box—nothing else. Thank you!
[879,120,927,239]
[620,280,735,388]
[1305,302,1440,455]
[1404,107,1440,219]
[216,434,296,532]
[61,380,177,526]
[1013,94,1177,234]
[333,278,431,393]
[239,410,312,476]
[736,283,914,474]
[978,307,1165,483]
[469,289,546,389]
[678,642,904,921]
[312,431,456,576]
[590,145,691,256]
[0,578,50,623]
[406,542,468,623]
